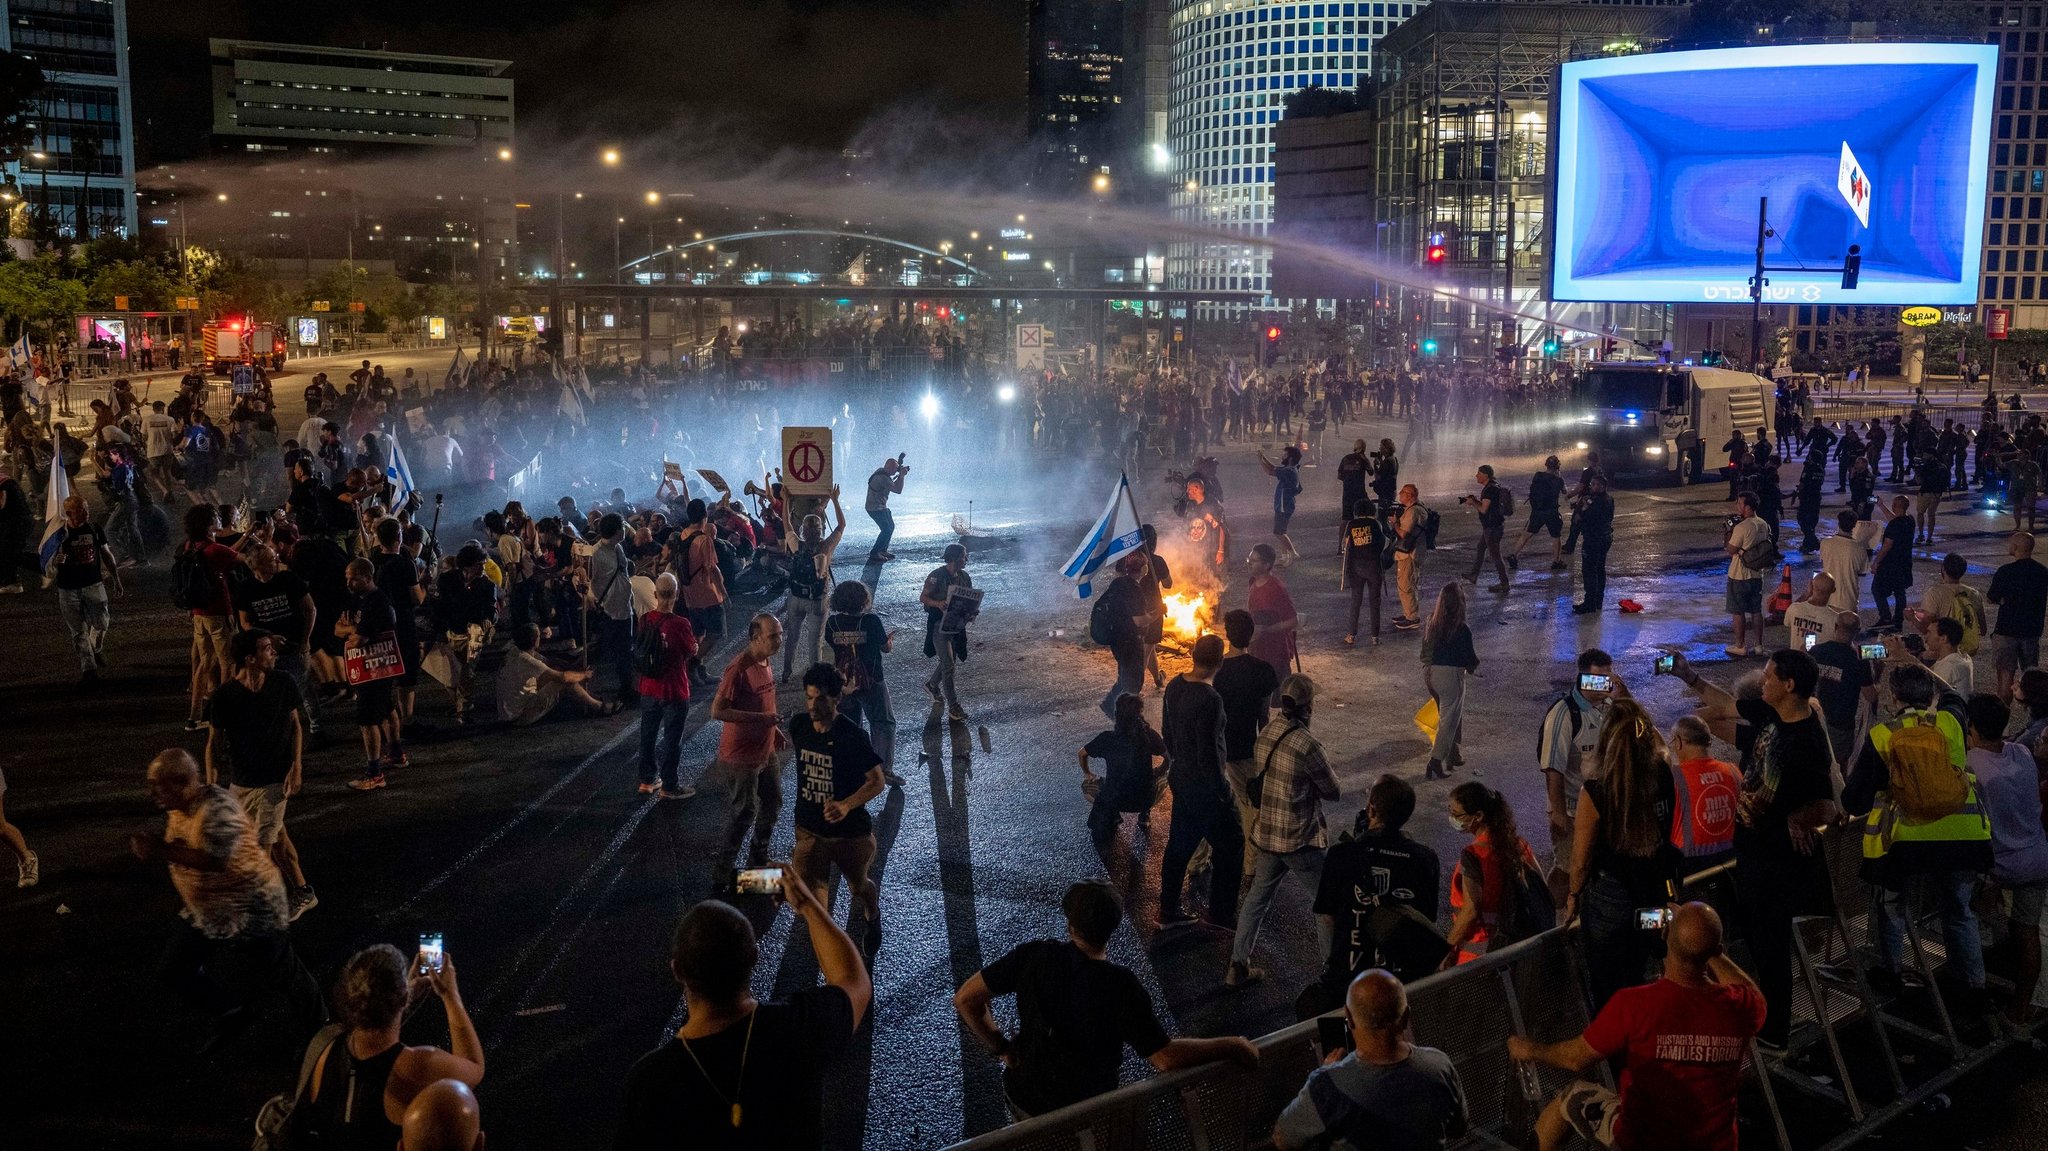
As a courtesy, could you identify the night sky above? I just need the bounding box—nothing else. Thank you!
[129,0,1028,164]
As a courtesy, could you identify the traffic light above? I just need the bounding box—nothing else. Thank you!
[1425,242,1447,267]
[1541,332,1560,356]
[1265,324,1282,343]
[1421,338,1439,356]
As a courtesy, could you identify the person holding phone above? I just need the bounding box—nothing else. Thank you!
[1567,700,1680,1013]
[292,943,484,1146]
[1272,970,1467,1151]
[617,868,870,1149]
[864,455,908,562]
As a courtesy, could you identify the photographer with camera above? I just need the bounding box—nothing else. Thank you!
[865,455,908,563]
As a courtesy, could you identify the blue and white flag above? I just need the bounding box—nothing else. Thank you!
[38,443,70,574]
[445,345,471,390]
[384,442,417,507]
[6,333,31,373]
[1061,472,1144,599]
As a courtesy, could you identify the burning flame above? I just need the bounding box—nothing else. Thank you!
[1162,591,1213,644]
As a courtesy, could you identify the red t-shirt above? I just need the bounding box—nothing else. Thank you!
[714,653,778,766]
[1246,574,1296,676]
[185,541,242,618]
[636,610,699,703]
[1582,977,1766,1151]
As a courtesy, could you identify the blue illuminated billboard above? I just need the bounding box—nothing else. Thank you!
[1550,43,1997,306]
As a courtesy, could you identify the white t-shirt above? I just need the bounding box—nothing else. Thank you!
[1727,516,1771,581]
[141,411,177,459]
[1933,651,1975,696]
[1786,599,1836,652]
[1819,534,1870,613]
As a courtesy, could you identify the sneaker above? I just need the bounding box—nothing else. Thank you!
[657,786,696,801]
[882,769,906,787]
[183,718,207,733]
[1225,961,1266,989]
[17,850,37,888]
[1506,555,1519,570]
[288,885,318,921]
[637,782,659,795]
[348,770,387,792]
[1394,618,1420,631]
[1157,909,1201,929]
[388,748,411,769]
[1724,645,1749,657]
[0,583,22,594]
[948,709,969,723]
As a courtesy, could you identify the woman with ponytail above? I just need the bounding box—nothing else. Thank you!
[1443,781,1542,965]
[1570,699,1681,1010]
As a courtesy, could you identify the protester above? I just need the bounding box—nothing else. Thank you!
[778,486,845,680]
[432,544,498,724]
[865,455,908,561]
[1079,692,1166,850]
[1987,531,2048,702]
[296,944,485,1145]
[1963,693,2048,1028]
[920,542,972,721]
[1158,634,1243,931]
[1666,715,1743,873]
[1212,608,1279,872]
[789,661,886,953]
[1392,483,1426,629]
[1538,649,1622,900]
[1443,782,1542,965]
[1272,969,1468,1151]
[1314,775,1440,991]
[636,572,700,799]
[130,749,322,1052]
[1819,509,1869,614]
[674,499,728,687]
[954,881,1259,1120]
[235,544,318,735]
[1870,495,1917,629]
[204,630,315,920]
[1258,443,1304,564]
[1420,582,1478,780]
[1508,903,1763,1151]
[1340,497,1385,645]
[826,579,901,787]
[50,491,120,686]
[1784,572,1837,653]
[494,623,620,727]
[709,613,787,870]
[0,462,26,593]
[616,869,871,1150]
[399,1080,484,1151]
[1507,455,1566,572]
[178,504,242,731]
[1569,700,1679,1012]
[1722,493,1771,656]
[370,516,425,745]
[1245,543,1298,687]
[337,558,402,789]
[1230,674,1338,989]
[1462,464,1510,593]
[1094,553,1153,720]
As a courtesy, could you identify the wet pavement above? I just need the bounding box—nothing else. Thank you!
[5,392,2046,1149]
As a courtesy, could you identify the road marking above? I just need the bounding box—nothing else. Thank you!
[515,1003,566,1017]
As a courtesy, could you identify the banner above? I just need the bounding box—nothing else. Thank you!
[344,635,405,685]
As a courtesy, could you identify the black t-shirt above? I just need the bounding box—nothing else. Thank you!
[614,986,855,1151]
[351,588,397,639]
[1162,676,1228,803]
[52,522,107,590]
[1990,557,2048,639]
[789,713,881,838]
[1528,471,1565,512]
[374,551,419,643]
[234,572,309,638]
[205,676,299,787]
[1918,462,1949,494]
[1096,575,1143,649]
[1877,515,1916,578]
[979,940,1170,1117]
[1810,640,1873,734]
[1477,482,1506,529]
[1344,516,1386,576]
[1212,654,1279,762]
[826,612,888,689]
[1583,770,1680,904]
[1084,727,1163,812]
[1732,697,1836,863]
[1314,829,1442,980]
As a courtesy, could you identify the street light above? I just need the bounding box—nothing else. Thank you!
[497,148,513,161]
[601,148,620,166]
[645,190,660,205]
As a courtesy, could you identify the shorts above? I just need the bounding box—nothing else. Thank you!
[1988,634,2040,678]
[792,827,878,912]
[1725,577,1763,614]
[191,615,233,670]
[1274,510,1295,535]
[2009,881,2048,929]
[1915,492,1943,518]
[231,782,289,848]
[355,680,397,727]
[1558,1081,1621,1149]
[1527,509,1563,538]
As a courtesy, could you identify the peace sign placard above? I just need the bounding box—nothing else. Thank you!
[781,425,834,497]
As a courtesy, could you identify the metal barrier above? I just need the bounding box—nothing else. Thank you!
[944,927,1590,1151]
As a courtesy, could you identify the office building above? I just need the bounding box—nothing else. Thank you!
[1028,0,1127,191]
[1166,0,1420,314]
[1,0,138,239]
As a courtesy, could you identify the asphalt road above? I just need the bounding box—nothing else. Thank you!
[4,381,2045,1149]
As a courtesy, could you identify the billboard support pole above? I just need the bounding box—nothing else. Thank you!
[1748,196,1768,375]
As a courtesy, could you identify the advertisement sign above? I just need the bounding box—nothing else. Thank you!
[295,317,321,346]
[780,426,833,497]
[1989,307,2012,340]
[1551,43,1997,305]
[1899,306,1941,327]
[427,316,446,341]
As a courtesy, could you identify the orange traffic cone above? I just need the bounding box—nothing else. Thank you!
[1766,563,1793,625]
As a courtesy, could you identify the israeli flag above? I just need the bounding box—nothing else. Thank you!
[38,443,70,573]
[6,333,30,373]
[384,442,417,507]
[445,345,471,390]
[1061,472,1144,599]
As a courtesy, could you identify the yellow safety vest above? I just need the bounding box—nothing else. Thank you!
[1861,776,1992,860]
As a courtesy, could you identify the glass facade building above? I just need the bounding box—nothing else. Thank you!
[2,0,137,238]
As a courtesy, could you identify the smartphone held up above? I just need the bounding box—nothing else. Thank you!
[733,866,784,897]
[418,933,445,974]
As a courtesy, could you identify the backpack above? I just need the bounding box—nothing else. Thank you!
[170,543,208,610]
[1946,587,1986,655]
[1535,695,1584,761]
[1420,506,1442,549]
[1490,848,1557,949]
[1495,486,1515,519]
[1885,713,1968,822]
[633,614,669,679]
[1089,591,1120,646]
[785,540,827,601]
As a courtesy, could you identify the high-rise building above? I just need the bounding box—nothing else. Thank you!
[203,39,516,270]
[1167,0,1419,313]
[1028,0,1127,191]
[1,0,139,239]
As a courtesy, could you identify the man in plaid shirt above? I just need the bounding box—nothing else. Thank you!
[1228,674,1340,989]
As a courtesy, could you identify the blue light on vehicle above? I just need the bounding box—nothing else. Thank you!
[1625,411,1640,423]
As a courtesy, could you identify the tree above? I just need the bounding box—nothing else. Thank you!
[1282,85,1363,120]
[0,253,85,338]
[87,258,172,311]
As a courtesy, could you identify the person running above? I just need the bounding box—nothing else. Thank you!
[204,629,315,921]
[636,572,700,800]
[1258,444,1304,564]
[789,661,887,956]
[1422,583,1478,780]
[1509,455,1567,572]
[49,492,121,687]
[826,579,901,787]
[920,543,973,722]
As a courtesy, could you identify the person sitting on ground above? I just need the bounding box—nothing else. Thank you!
[295,944,484,1147]
[954,881,1260,1121]
[1272,969,1469,1151]
[399,1079,484,1151]
[1508,903,1763,1151]
[495,623,621,726]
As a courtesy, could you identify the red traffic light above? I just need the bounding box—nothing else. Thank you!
[1425,244,1447,265]
[1265,325,1282,341]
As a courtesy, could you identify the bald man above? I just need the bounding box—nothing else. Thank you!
[1987,531,2048,703]
[128,749,323,1051]
[400,1079,484,1151]
[1508,903,1764,1151]
[1273,970,1468,1151]
[1783,571,1837,654]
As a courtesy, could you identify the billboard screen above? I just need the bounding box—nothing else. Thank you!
[1550,43,1996,306]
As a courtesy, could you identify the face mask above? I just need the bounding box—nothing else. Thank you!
[1449,814,1471,834]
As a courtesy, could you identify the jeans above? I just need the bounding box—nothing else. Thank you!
[927,640,962,714]
[638,697,691,789]
[1580,872,1661,1013]
[868,507,896,558]
[156,923,323,1031]
[1346,567,1383,638]
[844,684,897,768]
[1159,792,1244,930]
[1872,870,1986,988]
[1102,640,1145,720]
[56,583,110,672]
[708,757,783,869]
[1231,844,1330,966]
[273,645,318,733]
[599,614,636,701]
[780,594,827,680]
[1425,664,1465,765]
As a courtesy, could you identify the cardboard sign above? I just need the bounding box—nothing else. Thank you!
[940,586,984,634]
[343,636,405,685]
[780,426,833,497]
[696,468,731,496]
[663,460,686,481]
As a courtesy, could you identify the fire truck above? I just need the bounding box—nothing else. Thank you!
[201,319,283,374]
